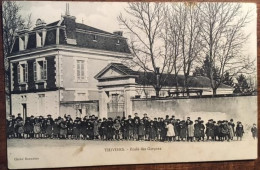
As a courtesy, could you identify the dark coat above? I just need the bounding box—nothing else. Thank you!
[133,122,139,135]
[81,121,87,136]
[24,121,32,134]
[251,127,257,137]
[138,123,145,136]
[179,121,187,138]
[53,123,60,135]
[121,122,128,138]
[199,123,205,137]
[67,122,74,135]
[86,121,94,136]
[127,120,134,135]
[45,124,53,136]
[206,123,214,137]
[194,123,201,138]
[144,120,150,134]
[100,121,108,136]
[221,124,230,135]
[236,125,244,137]
[106,121,114,139]
[60,122,68,136]
[149,124,156,139]
[73,123,81,136]
[7,123,15,135]
[214,125,219,137]
[174,122,180,136]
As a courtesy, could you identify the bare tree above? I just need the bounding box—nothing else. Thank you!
[2,1,32,113]
[164,4,183,91]
[198,2,254,96]
[166,3,203,95]
[118,2,175,97]
[180,3,203,94]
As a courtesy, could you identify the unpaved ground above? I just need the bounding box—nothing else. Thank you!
[7,133,257,169]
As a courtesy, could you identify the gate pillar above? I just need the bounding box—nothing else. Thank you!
[98,87,108,118]
[124,85,136,118]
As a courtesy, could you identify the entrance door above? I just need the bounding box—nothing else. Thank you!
[22,104,27,119]
[107,94,125,118]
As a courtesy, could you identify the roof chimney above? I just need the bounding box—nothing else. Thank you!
[113,31,123,36]
[62,3,76,45]
[65,3,70,16]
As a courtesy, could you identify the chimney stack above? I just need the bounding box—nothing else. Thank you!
[113,31,123,36]
[65,3,70,16]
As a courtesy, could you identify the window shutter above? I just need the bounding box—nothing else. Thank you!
[81,61,85,79]
[25,63,28,82]
[43,60,47,80]
[73,57,76,82]
[85,59,88,81]
[17,64,20,83]
[33,62,37,81]
[77,61,80,80]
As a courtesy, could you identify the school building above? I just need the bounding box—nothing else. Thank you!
[7,8,233,120]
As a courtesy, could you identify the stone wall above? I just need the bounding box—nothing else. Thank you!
[132,96,257,127]
[60,101,99,120]
[11,91,59,118]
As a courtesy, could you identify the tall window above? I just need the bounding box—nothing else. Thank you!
[34,60,47,81]
[36,32,42,47]
[77,60,85,81]
[17,63,28,83]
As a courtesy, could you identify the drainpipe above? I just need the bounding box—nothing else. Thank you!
[9,59,12,116]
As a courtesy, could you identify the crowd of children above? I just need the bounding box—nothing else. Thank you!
[6,113,257,142]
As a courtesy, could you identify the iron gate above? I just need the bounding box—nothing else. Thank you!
[107,102,125,118]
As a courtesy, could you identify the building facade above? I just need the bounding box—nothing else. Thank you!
[8,10,233,120]
[8,12,132,119]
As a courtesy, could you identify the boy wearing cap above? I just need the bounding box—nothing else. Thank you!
[100,118,107,140]
[174,119,180,141]
[251,123,257,139]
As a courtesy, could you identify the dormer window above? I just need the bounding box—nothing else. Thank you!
[18,34,28,51]
[19,36,25,51]
[36,32,43,47]
[17,62,28,83]
[93,35,97,42]
[116,39,120,45]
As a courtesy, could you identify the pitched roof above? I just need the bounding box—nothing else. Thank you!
[110,63,138,75]
[10,17,131,55]
[95,63,232,89]
[75,23,114,35]
[95,63,138,79]
[136,72,232,89]
[45,20,117,36]
[46,21,59,27]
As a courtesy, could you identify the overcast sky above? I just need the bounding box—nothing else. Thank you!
[17,2,257,68]
[18,2,127,33]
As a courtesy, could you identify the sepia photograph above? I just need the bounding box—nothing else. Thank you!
[2,1,258,169]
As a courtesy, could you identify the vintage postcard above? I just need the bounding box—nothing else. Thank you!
[3,1,257,169]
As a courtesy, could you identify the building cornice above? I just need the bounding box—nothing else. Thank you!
[8,44,133,60]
